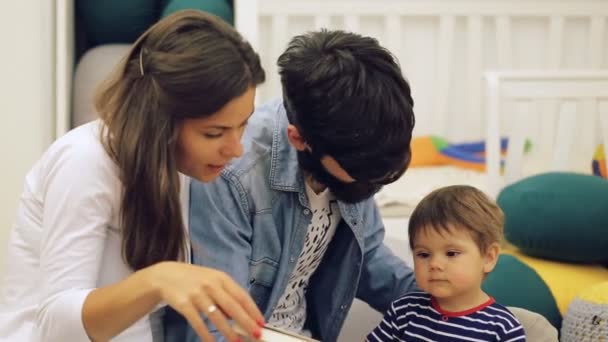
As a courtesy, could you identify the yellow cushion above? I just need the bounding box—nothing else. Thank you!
[577,281,608,304]
[503,248,608,314]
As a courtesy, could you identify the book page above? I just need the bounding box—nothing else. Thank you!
[236,325,320,342]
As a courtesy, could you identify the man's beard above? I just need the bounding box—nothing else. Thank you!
[296,150,382,204]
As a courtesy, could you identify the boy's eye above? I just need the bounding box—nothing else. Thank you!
[446,251,460,257]
[416,252,430,258]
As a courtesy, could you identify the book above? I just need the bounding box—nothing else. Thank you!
[236,325,320,342]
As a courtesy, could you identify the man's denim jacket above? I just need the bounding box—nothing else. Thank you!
[164,99,416,342]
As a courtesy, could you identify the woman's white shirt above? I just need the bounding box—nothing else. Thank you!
[0,120,190,341]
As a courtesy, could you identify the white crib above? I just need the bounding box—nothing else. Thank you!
[235,0,608,140]
[232,0,608,204]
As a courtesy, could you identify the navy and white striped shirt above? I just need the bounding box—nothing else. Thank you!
[366,292,526,342]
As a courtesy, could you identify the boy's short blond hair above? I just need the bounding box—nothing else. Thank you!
[408,185,504,253]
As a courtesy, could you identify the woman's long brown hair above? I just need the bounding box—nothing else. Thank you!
[95,10,265,271]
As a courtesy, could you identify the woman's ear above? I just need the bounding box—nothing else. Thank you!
[287,124,308,151]
[483,242,501,274]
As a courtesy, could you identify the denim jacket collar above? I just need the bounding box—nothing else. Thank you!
[268,103,303,194]
[267,101,365,239]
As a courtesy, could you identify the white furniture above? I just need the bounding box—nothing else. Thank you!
[234,0,608,143]
[230,0,608,213]
[484,70,608,195]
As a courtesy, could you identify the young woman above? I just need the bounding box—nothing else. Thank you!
[0,10,265,342]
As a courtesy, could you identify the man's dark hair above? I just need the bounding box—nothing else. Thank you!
[278,29,415,184]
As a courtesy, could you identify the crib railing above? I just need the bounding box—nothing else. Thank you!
[234,0,608,144]
[484,70,608,195]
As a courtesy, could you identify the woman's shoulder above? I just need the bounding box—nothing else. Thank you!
[46,120,111,164]
[18,120,121,221]
[53,119,104,147]
[36,120,119,184]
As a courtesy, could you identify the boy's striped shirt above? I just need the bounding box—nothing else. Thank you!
[366,292,526,342]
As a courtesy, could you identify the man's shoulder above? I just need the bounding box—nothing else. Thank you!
[222,146,272,186]
[245,98,284,143]
[230,98,283,171]
[222,98,289,188]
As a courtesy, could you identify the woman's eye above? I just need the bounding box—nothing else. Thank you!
[203,132,222,138]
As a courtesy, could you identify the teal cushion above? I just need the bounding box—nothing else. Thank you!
[76,0,160,45]
[498,172,608,263]
[162,0,233,25]
[483,254,562,329]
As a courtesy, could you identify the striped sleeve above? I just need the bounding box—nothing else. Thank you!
[503,322,526,341]
[366,302,400,342]
[487,304,527,342]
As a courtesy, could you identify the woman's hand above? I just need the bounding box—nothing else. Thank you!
[143,261,264,342]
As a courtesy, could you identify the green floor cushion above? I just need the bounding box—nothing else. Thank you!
[483,254,562,329]
[497,172,608,263]
[162,0,234,25]
[76,0,233,50]
[76,0,160,45]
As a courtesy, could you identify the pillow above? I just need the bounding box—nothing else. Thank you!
[497,172,608,263]
[162,0,233,25]
[72,44,132,127]
[561,282,608,341]
[508,307,558,342]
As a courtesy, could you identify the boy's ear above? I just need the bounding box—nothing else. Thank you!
[287,124,308,151]
[483,242,501,274]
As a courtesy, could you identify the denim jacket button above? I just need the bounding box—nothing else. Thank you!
[249,277,255,284]
[340,304,347,310]
[289,257,295,263]
[303,209,311,215]
[351,220,357,226]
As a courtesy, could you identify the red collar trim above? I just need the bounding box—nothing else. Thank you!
[431,296,495,317]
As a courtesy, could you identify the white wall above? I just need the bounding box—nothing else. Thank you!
[0,2,55,274]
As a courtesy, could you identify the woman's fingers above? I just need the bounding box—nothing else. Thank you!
[194,291,240,342]
[175,304,215,342]
[154,263,264,342]
[206,277,263,339]
[222,275,265,323]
